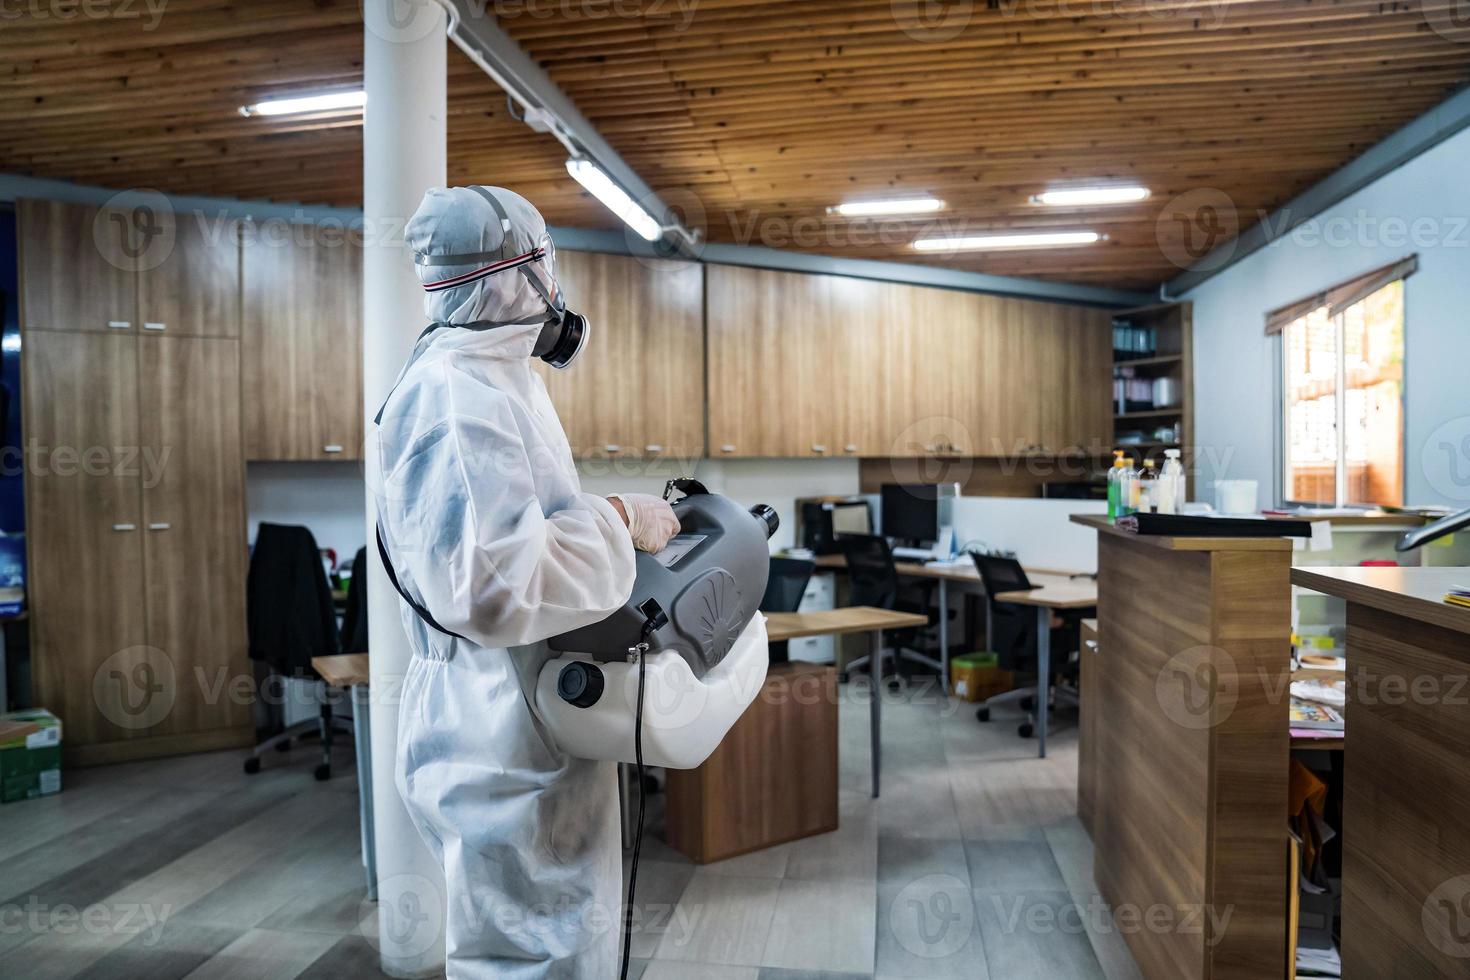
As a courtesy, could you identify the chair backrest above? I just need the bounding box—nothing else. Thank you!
[970,552,1033,602]
[247,523,340,673]
[339,546,369,653]
[761,556,816,613]
[842,534,900,609]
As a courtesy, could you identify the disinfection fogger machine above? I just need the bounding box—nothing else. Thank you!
[540,479,776,769]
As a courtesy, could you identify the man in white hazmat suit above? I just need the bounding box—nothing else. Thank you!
[373,185,681,978]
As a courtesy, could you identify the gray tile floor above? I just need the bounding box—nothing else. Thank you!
[0,683,1143,979]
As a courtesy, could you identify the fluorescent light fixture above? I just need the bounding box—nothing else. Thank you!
[239,90,366,117]
[565,158,662,242]
[1033,186,1149,207]
[912,230,1102,252]
[829,197,945,217]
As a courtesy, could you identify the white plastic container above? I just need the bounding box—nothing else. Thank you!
[534,613,770,770]
[1157,449,1184,514]
[1214,479,1259,515]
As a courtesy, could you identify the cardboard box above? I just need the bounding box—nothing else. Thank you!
[1,709,62,803]
[951,653,1013,703]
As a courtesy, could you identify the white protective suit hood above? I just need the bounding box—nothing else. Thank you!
[406,185,587,367]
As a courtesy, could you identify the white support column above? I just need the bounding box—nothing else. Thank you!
[363,2,448,976]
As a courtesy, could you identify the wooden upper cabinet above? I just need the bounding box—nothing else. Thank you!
[537,251,704,460]
[241,221,363,460]
[706,265,802,458]
[138,210,240,337]
[138,335,251,736]
[17,199,137,333]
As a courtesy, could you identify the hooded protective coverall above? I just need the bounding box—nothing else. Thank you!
[374,186,637,978]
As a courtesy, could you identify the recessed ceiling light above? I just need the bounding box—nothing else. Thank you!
[1032,186,1149,207]
[239,90,366,117]
[566,158,663,242]
[912,231,1103,252]
[829,197,945,217]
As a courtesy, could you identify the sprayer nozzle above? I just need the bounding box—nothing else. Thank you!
[749,504,779,540]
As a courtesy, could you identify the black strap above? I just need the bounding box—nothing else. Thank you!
[376,522,466,641]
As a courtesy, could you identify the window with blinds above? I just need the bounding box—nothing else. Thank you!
[1278,277,1405,506]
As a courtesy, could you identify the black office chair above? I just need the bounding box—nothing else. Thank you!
[244,523,353,780]
[840,534,945,687]
[761,556,816,665]
[971,552,1081,738]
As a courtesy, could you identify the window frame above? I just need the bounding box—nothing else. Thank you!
[1275,282,1407,508]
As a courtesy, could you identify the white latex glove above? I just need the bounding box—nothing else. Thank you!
[608,493,681,554]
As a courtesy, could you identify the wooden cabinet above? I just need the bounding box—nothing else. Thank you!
[138,336,251,738]
[138,210,240,337]
[707,263,1112,459]
[241,221,363,460]
[539,250,704,460]
[19,200,252,764]
[23,332,151,749]
[18,199,139,333]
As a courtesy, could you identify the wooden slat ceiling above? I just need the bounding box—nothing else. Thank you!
[4,0,1469,289]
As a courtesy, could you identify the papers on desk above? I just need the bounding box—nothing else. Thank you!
[1444,584,1470,609]
[1291,679,1346,708]
[1290,697,1343,732]
[1296,943,1341,977]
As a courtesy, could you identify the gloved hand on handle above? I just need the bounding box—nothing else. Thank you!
[607,493,681,554]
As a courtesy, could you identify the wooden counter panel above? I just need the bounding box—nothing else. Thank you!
[1087,532,1290,980]
[1342,605,1470,978]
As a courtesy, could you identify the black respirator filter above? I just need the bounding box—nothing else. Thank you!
[538,309,589,370]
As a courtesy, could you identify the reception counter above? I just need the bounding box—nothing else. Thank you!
[1289,565,1470,977]
[1072,515,1293,980]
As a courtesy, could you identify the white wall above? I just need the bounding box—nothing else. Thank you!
[246,462,367,562]
[1185,125,1470,508]
[950,496,1106,573]
[246,457,860,559]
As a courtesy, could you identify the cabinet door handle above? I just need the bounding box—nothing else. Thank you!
[721,444,736,454]
[142,322,166,331]
[844,444,858,454]
[923,443,938,453]
[604,444,621,454]
[148,522,171,531]
[107,320,131,330]
[644,444,663,454]
[322,444,344,454]
[112,523,137,532]
[811,444,827,454]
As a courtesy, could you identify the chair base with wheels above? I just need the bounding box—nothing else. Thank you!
[243,685,354,780]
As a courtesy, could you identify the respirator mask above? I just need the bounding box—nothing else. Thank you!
[415,186,589,370]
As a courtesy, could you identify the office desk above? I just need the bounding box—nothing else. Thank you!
[766,606,928,797]
[812,553,1085,695]
[311,653,376,899]
[1290,566,1470,977]
[993,575,1098,759]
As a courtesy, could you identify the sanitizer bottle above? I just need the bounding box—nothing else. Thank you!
[1106,451,1128,522]
[1157,449,1184,514]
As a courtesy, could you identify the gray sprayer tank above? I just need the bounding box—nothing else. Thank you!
[549,479,777,680]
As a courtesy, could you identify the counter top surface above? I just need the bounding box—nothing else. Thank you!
[1069,513,1295,551]
[1290,565,1470,636]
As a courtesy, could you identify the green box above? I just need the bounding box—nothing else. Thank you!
[1,709,62,804]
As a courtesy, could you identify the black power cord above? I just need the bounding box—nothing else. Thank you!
[620,601,666,980]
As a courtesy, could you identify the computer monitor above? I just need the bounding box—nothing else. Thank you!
[881,484,939,544]
[830,500,872,536]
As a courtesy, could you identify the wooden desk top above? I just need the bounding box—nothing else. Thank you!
[765,607,928,641]
[1290,565,1470,636]
[811,553,1079,582]
[993,571,1099,609]
[312,653,370,687]
[1070,513,1296,552]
